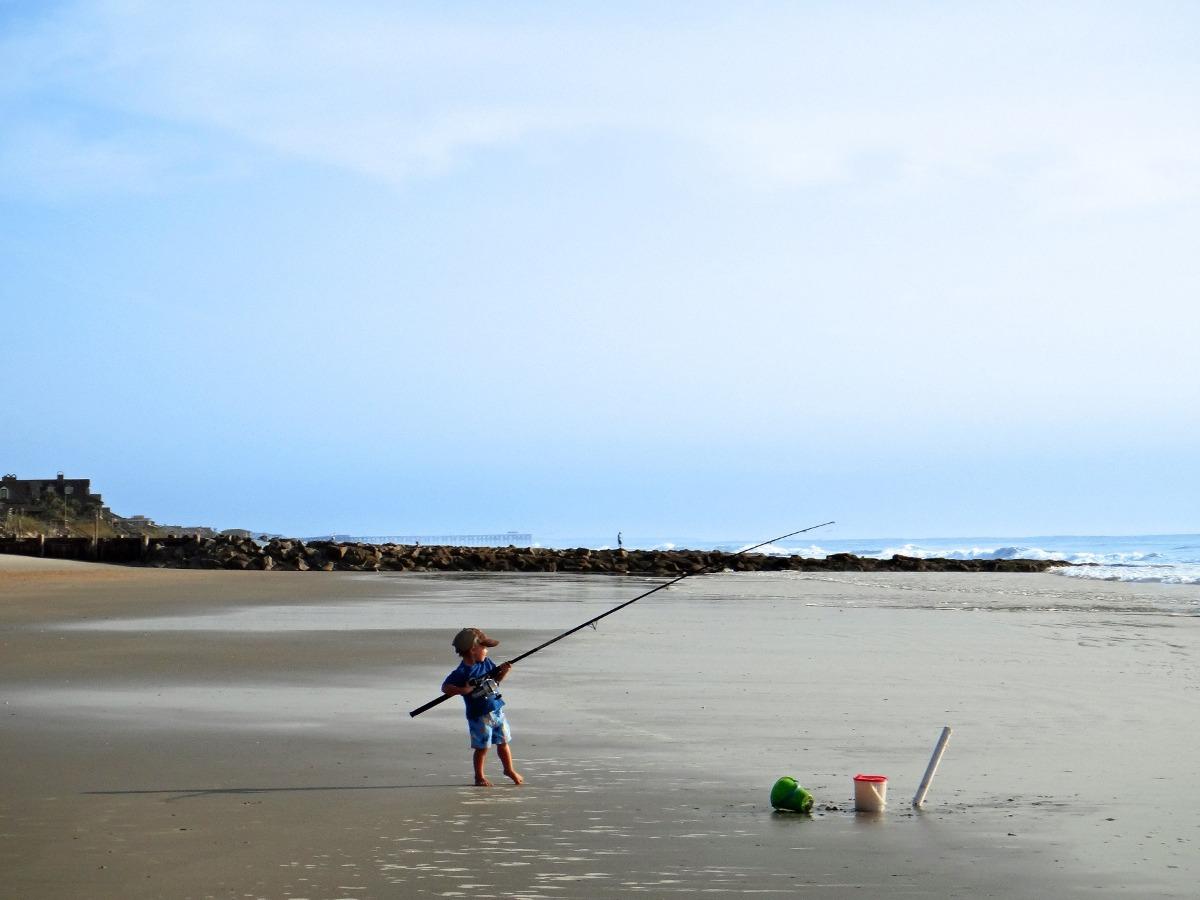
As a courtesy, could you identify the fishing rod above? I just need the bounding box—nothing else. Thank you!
[408,520,835,717]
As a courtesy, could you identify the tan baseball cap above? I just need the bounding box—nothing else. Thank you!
[452,627,499,655]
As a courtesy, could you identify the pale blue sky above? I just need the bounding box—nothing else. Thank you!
[3,1,1198,542]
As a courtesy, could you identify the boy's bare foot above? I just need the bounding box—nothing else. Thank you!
[475,776,493,787]
[503,768,524,786]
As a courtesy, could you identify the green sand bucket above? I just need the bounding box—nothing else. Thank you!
[770,776,813,813]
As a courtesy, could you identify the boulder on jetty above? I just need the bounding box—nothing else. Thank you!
[133,535,1069,575]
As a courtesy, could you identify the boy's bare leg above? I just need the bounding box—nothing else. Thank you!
[496,743,523,785]
[473,748,492,786]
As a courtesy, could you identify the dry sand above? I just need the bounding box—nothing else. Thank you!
[2,555,1197,898]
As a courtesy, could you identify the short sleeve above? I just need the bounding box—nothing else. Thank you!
[443,666,468,688]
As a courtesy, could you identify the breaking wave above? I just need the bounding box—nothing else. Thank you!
[729,537,1200,586]
[878,543,1062,561]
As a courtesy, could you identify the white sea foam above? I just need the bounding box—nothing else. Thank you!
[755,542,1073,562]
[736,542,827,557]
[1052,564,1200,586]
[1067,550,1166,565]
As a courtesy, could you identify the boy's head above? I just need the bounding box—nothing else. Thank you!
[452,627,499,659]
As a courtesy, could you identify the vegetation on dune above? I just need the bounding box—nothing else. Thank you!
[2,495,169,539]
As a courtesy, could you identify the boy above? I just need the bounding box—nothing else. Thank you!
[442,627,524,787]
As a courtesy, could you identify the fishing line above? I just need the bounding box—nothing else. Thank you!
[409,520,834,718]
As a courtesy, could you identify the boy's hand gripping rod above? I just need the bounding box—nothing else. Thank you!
[408,521,834,717]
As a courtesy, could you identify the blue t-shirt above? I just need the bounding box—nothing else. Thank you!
[443,658,506,719]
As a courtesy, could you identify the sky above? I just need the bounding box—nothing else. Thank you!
[3,1,1198,544]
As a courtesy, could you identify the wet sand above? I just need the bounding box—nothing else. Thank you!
[2,556,1197,897]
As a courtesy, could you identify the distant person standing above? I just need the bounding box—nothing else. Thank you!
[617,532,623,549]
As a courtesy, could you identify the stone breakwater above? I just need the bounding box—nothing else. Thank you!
[133,536,1068,575]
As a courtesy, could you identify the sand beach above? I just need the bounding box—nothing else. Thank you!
[2,555,1197,898]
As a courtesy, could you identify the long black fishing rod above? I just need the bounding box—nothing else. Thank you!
[408,520,834,717]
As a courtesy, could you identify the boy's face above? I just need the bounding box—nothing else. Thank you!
[464,643,488,664]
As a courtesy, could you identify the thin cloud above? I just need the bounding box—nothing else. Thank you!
[1,1,1198,211]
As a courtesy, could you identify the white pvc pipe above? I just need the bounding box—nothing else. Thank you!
[912,726,953,809]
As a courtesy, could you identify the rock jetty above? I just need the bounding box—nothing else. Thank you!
[137,535,1069,575]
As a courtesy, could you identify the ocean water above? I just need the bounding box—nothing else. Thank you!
[696,533,1200,586]
[542,532,1199,586]
[349,531,1200,586]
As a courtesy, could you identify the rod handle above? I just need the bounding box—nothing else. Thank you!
[409,691,454,718]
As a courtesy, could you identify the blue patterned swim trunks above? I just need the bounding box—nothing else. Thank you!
[468,709,512,749]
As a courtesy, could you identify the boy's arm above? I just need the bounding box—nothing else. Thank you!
[442,673,472,696]
[441,661,510,694]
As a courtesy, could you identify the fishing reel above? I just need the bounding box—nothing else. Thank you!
[468,676,502,702]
